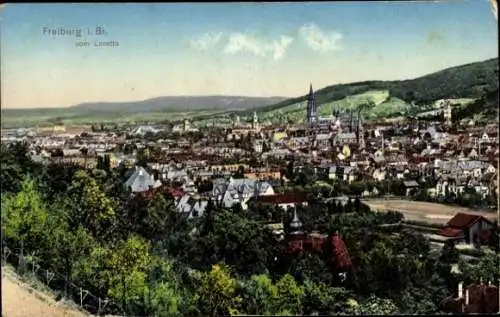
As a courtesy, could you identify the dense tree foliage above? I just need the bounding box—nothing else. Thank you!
[2,142,494,316]
[251,58,498,114]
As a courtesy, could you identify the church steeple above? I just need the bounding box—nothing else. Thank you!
[289,207,303,234]
[306,83,317,125]
[252,111,259,130]
[349,108,354,133]
[356,108,363,143]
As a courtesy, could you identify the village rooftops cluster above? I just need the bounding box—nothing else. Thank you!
[2,93,498,212]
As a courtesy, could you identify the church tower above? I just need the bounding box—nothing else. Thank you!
[358,111,365,148]
[183,118,190,132]
[289,208,303,234]
[356,109,362,144]
[443,100,452,126]
[252,111,259,130]
[306,84,318,125]
[287,207,305,252]
[349,109,354,133]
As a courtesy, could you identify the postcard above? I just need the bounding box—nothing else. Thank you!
[1,2,498,317]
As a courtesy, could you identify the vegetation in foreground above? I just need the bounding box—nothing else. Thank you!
[1,142,499,316]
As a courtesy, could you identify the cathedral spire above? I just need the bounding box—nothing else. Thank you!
[289,207,303,233]
[306,84,317,125]
[252,111,259,130]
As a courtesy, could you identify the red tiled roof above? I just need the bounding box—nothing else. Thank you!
[331,234,352,270]
[447,213,490,228]
[288,239,304,253]
[139,190,156,199]
[286,231,353,265]
[439,227,464,237]
[164,187,185,198]
[304,233,328,253]
[309,232,329,239]
[254,192,308,205]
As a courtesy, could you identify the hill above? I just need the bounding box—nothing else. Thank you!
[247,58,498,119]
[69,95,287,114]
[1,96,285,117]
[0,96,286,128]
[1,58,497,128]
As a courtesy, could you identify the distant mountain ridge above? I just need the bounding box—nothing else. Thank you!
[1,57,497,127]
[1,96,288,116]
[69,95,288,114]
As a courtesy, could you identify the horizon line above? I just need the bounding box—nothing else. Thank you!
[2,56,498,110]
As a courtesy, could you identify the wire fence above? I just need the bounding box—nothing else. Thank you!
[1,244,129,316]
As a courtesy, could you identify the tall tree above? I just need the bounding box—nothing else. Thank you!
[1,179,49,273]
[1,142,40,194]
[65,170,117,238]
[142,193,178,242]
[197,264,242,317]
[144,257,182,317]
[458,250,500,284]
[241,274,279,315]
[302,280,353,315]
[37,162,80,201]
[108,235,151,314]
[49,214,95,297]
[275,274,304,315]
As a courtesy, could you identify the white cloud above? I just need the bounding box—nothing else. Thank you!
[223,33,294,60]
[272,35,294,60]
[189,32,223,51]
[224,33,267,56]
[299,23,342,53]
[190,23,342,59]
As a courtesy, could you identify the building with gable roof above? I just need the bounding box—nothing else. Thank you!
[285,209,353,274]
[124,165,161,193]
[211,177,275,209]
[438,212,495,245]
[176,194,209,219]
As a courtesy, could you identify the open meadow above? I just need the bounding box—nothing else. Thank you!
[364,199,497,225]
[0,109,226,129]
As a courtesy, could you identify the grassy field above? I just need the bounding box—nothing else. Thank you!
[430,98,476,107]
[259,91,481,124]
[258,90,414,124]
[364,199,496,225]
[319,90,390,114]
[0,109,226,129]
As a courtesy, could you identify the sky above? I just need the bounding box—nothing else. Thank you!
[1,1,498,109]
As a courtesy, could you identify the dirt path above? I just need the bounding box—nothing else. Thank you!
[364,199,498,225]
[2,267,90,317]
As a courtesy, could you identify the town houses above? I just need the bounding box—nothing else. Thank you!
[2,83,499,316]
[2,85,498,216]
